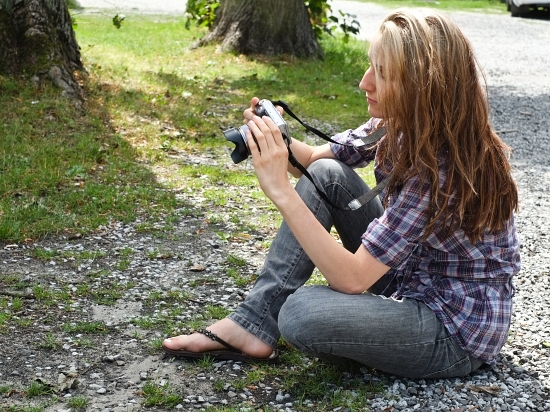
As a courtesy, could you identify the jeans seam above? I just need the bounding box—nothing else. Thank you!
[421,337,470,379]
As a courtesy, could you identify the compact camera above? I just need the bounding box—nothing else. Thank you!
[223,99,291,164]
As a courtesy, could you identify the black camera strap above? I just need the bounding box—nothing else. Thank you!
[271,100,390,211]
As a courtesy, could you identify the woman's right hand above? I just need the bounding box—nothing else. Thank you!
[243,97,284,124]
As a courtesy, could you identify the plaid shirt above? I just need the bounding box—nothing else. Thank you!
[330,118,520,364]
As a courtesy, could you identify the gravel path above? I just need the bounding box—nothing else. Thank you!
[2,2,550,412]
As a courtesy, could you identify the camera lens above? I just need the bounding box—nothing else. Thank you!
[223,125,250,164]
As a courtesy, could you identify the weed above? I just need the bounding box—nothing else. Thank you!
[73,338,95,348]
[149,337,164,351]
[133,316,157,329]
[226,267,254,288]
[227,254,247,267]
[33,248,58,260]
[62,321,108,334]
[2,406,46,412]
[197,355,215,370]
[205,304,230,320]
[213,379,225,392]
[118,246,134,257]
[89,286,124,305]
[281,360,385,409]
[67,395,89,410]
[26,380,54,397]
[116,258,131,270]
[10,296,23,311]
[39,332,60,350]
[142,381,183,408]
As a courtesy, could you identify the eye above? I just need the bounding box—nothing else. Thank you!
[376,65,385,80]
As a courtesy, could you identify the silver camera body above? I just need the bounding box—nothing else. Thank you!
[223,99,290,164]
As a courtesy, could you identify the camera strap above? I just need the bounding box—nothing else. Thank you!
[271,100,390,211]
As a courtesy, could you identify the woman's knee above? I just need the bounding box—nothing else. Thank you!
[278,287,325,349]
[306,159,349,185]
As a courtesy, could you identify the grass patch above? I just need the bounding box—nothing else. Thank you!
[25,381,54,397]
[1,13,378,242]
[62,320,108,334]
[67,396,89,410]
[39,332,61,351]
[141,381,183,408]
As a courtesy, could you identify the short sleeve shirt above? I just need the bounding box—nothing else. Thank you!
[330,118,520,364]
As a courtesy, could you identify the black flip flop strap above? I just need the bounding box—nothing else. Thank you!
[198,328,242,354]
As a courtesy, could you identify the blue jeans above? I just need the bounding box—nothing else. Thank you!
[228,159,484,378]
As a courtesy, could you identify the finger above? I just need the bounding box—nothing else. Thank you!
[250,96,260,109]
[245,128,261,157]
[259,116,284,146]
[247,119,269,151]
[243,97,260,123]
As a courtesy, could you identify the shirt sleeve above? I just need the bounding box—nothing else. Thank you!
[330,118,381,168]
[362,175,431,270]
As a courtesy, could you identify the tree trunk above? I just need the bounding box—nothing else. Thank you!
[0,0,84,100]
[197,0,322,58]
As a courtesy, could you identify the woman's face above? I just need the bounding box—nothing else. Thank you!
[360,34,385,119]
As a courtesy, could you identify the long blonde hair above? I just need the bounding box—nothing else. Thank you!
[371,8,518,243]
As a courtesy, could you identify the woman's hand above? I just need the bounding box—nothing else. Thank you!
[246,115,294,203]
[243,97,284,124]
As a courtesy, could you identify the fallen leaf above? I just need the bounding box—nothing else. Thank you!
[467,384,501,395]
[57,372,79,392]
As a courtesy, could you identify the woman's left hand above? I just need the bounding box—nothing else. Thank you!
[246,115,293,202]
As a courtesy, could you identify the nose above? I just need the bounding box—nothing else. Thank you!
[359,66,375,93]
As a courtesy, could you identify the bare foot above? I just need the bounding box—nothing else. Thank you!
[162,318,273,359]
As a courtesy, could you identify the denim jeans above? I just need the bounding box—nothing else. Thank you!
[228,159,484,378]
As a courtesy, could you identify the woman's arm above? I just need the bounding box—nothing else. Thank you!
[246,114,390,294]
[286,139,335,178]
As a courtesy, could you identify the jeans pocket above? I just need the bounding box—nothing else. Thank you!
[421,337,473,379]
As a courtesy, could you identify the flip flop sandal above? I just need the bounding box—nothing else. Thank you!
[162,328,279,364]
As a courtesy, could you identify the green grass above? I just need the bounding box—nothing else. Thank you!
[39,332,61,351]
[25,381,54,397]
[62,320,108,334]
[66,396,89,410]
[0,12,377,242]
[141,381,183,408]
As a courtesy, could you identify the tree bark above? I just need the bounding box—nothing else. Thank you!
[0,0,84,100]
[197,0,322,58]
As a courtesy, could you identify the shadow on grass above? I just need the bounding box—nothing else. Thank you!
[0,74,187,242]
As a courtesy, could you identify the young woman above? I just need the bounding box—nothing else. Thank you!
[163,8,520,379]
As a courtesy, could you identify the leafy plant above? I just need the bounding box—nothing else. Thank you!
[185,0,219,29]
